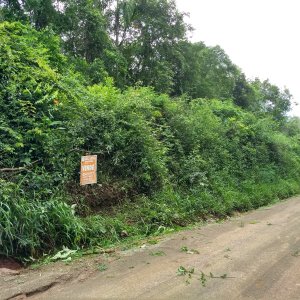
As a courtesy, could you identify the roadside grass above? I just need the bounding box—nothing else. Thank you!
[2,174,300,266]
[27,188,299,269]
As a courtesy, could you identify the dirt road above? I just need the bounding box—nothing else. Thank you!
[3,196,300,300]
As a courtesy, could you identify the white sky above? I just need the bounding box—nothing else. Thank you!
[176,0,300,116]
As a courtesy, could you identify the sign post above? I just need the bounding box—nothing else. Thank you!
[80,155,97,186]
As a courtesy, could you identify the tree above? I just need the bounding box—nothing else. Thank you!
[59,0,128,86]
[283,117,300,137]
[59,0,110,62]
[108,0,190,93]
[232,73,256,109]
[0,0,26,21]
[1,0,190,90]
[172,42,240,99]
[0,0,60,29]
[251,78,292,121]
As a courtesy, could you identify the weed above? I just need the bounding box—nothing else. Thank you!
[180,246,188,252]
[180,246,199,254]
[199,272,207,287]
[177,266,194,277]
[97,263,108,272]
[149,250,166,256]
[177,266,196,285]
[177,266,188,276]
[197,271,234,287]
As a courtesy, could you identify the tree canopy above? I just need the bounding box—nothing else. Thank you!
[1,0,292,119]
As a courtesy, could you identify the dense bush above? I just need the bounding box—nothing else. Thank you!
[1,22,300,259]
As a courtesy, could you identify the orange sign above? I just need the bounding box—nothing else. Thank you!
[80,155,97,186]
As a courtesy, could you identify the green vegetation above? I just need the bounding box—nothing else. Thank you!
[97,263,108,272]
[180,246,199,254]
[1,1,300,261]
[149,250,166,256]
[177,268,234,287]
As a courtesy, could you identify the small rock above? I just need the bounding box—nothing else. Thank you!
[121,230,129,237]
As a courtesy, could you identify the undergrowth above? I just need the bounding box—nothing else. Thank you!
[1,22,300,260]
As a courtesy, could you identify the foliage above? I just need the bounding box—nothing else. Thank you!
[1,1,293,120]
[0,20,300,260]
[0,179,85,258]
[172,42,239,99]
[250,78,292,121]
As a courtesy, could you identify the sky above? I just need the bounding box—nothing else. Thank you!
[175,0,300,116]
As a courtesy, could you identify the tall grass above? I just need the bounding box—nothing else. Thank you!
[0,180,85,258]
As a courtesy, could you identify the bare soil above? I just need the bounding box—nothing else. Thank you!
[2,196,300,300]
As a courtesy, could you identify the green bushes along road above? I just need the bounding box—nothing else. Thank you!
[1,14,300,259]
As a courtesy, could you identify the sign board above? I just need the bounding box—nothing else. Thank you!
[80,155,97,186]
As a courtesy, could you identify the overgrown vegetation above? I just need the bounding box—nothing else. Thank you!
[1,2,300,260]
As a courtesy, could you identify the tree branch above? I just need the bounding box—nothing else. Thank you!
[0,160,40,172]
[70,148,103,155]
